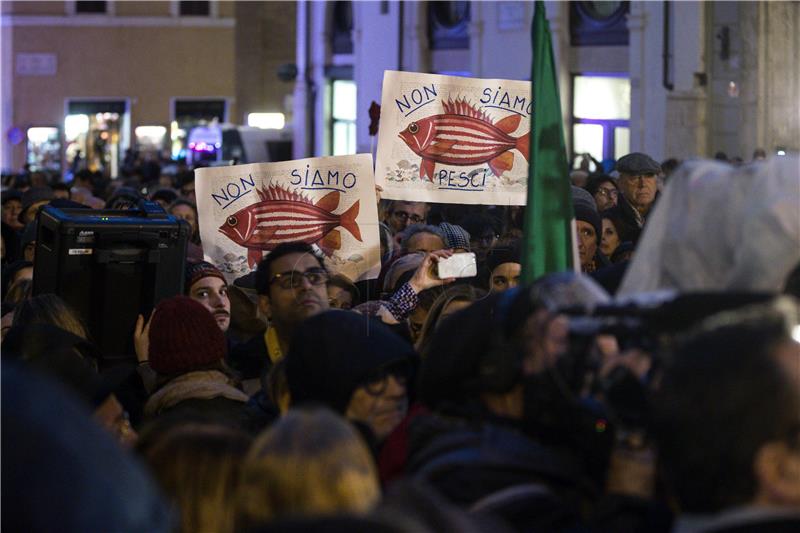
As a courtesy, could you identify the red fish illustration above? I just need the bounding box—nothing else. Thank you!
[398,98,530,181]
[218,184,362,267]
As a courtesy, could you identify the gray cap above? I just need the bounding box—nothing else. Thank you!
[616,152,662,175]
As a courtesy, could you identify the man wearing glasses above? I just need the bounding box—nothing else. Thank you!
[385,200,430,235]
[228,242,330,382]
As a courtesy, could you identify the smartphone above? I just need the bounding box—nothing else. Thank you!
[437,252,477,279]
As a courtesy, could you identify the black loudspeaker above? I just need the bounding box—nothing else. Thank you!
[33,200,188,366]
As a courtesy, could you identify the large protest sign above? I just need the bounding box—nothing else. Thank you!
[375,70,532,205]
[195,154,381,283]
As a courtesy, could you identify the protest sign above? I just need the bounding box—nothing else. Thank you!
[195,154,381,283]
[375,70,532,205]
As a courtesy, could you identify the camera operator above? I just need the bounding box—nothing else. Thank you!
[407,280,619,531]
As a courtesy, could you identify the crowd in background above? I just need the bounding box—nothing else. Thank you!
[2,145,799,533]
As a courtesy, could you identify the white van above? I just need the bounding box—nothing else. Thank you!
[186,124,292,165]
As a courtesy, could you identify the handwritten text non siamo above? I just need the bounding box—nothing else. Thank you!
[212,170,358,209]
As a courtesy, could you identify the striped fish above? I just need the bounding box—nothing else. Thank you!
[218,184,361,267]
[398,98,530,181]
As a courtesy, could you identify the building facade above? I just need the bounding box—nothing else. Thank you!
[294,0,799,165]
[1,0,296,176]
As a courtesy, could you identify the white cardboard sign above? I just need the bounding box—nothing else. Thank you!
[375,70,531,206]
[195,154,381,283]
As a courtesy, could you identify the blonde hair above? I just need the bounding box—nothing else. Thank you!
[416,284,486,354]
[142,423,251,533]
[236,408,380,529]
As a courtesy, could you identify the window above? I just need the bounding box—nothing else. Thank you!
[179,1,210,16]
[428,1,470,50]
[75,1,107,14]
[331,1,354,55]
[572,74,630,163]
[570,1,629,46]
[330,80,357,156]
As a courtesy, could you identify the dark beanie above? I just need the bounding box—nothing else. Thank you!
[148,296,225,375]
[486,239,522,273]
[573,203,601,242]
[286,310,414,414]
[185,261,227,293]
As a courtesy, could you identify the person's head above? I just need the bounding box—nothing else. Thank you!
[178,172,196,202]
[419,288,553,420]
[387,201,428,233]
[585,174,619,211]
[382,252,424,297]
[600,212,623,258]
[51,182,71,200]
[4,322,135,445]
[169,199,199,241]
[486,242,522,292]
[286,311,413,441]
[147,296,226,377]
[752,148,767,161]
[415,284,487,354]
[460,213,501,261]
[255,243,329,337]
[2,191,24,230]
[12,293,89,341]
[437,222,471,252]
[398,224,446,254]
[615,152,661,212]
[572,203,601,271]
[655,299,800,514]
[569,169,589,188]
[19,186,54,225]
[2,260,33,300]
[327,274,359,310]
[235,408,380,528]
[142,423,251,533]
[105,187,142,210]
[150,188,179,211]
[185,261,230,332]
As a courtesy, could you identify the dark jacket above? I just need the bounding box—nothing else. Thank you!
[406,411,591,532]
[228,332,270,380]
[603,193,657,245]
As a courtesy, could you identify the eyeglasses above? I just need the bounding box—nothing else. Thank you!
[363,362,409,396]
[269,268,329,290]
[392,211,424,224]
[596,188,618,199]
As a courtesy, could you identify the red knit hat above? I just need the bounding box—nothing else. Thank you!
[148,296,226,375]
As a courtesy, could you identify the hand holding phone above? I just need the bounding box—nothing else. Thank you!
[437,252,477,279]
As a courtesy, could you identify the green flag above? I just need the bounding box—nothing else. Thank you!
[521,0,575,284]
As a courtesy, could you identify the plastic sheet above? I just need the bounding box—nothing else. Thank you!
[618,155,800,296]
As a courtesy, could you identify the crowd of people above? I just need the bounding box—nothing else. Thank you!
[2,147,799,533]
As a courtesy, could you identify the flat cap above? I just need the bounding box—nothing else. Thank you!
[616,152,662,175]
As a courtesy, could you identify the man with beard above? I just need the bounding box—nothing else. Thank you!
[185,261,231,333]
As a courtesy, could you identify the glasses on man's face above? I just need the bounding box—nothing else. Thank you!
[363,362,409,396]
[392,211,424,224]
[269,268,329,290]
